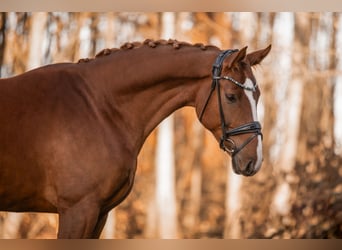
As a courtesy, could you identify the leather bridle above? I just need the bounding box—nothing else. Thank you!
[199,49,263,156]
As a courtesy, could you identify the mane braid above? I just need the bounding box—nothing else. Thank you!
[77,39,219,63]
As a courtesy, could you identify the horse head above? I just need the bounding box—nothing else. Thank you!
[197,45,271,176]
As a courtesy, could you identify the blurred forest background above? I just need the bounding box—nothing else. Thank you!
[0,12,341,239]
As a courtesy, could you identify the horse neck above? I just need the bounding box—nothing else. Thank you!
[81,45,219,153]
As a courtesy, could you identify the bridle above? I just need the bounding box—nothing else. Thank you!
[199,49,262,156]
[199,49,263,156]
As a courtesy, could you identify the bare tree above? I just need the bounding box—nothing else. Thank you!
[0,13,6,77]
[154,12,178,239]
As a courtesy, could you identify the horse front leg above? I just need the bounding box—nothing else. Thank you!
[92,213,109,238]
[57,199,101,239]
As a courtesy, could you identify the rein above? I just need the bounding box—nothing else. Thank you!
[199,49,262,156]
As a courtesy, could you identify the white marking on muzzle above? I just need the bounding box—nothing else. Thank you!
[244,79,262,171]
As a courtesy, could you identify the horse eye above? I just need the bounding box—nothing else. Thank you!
[225,93,237,103]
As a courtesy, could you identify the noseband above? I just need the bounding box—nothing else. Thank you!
[199,49,263,156]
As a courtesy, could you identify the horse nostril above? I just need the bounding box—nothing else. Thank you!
[245,160,255,176]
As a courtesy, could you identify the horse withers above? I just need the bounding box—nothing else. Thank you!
[0,39,271,238]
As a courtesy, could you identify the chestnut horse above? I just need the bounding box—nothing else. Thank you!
[0,39,271,238]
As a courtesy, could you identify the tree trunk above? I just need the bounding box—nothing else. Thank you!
[0,13,6,77]
[154,12,178,239]
[27,12,47,70]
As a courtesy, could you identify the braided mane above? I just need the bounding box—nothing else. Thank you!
[77,39,218,63]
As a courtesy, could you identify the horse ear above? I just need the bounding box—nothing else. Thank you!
[227,46,248,70]
[247,44,271,66]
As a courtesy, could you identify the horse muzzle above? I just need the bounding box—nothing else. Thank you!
[232,157,261,176]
